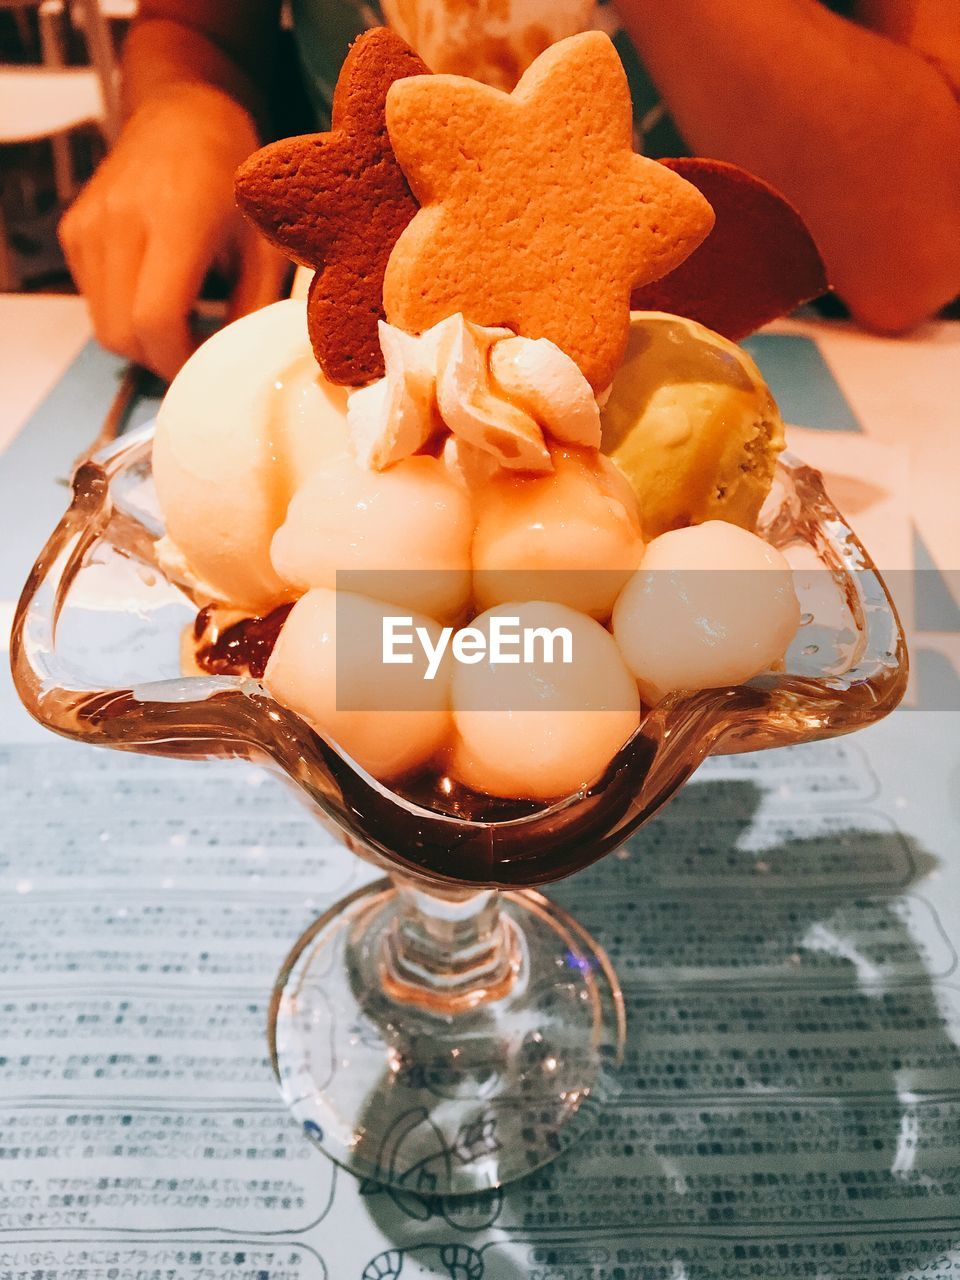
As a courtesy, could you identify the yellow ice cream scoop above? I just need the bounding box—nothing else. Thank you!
[601,312,784,541]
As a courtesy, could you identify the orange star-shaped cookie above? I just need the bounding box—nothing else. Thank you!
[382,32,715,391]
[234,28,429,385]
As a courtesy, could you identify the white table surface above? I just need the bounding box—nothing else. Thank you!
[0,293,92,455]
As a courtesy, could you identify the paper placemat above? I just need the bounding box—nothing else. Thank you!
[1,332,958,1279]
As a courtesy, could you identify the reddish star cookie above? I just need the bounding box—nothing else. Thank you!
[234,28,429,385]
[631,158,829,339]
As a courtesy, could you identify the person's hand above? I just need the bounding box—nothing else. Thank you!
[60,82,288,380]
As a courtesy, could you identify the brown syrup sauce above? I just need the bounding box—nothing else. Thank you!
[193,604,293,680]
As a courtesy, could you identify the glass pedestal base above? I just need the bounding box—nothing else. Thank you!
[268,878,625,1194]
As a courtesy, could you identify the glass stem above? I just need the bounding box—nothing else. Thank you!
[381,877,523,1014]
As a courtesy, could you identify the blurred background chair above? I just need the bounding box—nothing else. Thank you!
[0,0,124,290]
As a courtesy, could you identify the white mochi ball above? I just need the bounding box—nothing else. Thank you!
[612,520,800,704]
[271,453,474,622]
[471,448,644,620]
[450,601,640,801]
[264,588,452,782]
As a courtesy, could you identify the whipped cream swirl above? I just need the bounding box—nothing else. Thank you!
[347,315,600,474]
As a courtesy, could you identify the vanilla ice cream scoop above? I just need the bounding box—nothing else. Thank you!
[153,300,349,613]
[612,520,801,704]
[264,588,452,782]
[450,601,641,801]
[270,452,474,622]
[472,446,645,619]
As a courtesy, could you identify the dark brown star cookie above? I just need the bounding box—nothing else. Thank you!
[631,158,829,339]
[235,27,429,385]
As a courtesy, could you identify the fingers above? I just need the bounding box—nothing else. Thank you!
[60,194,148,367]
[57,85,269,379]
[63,193,278,382]
[62,181,221,381]
[63,192,209,380]
[59,157,284,381]
[132,220,216,381]
[227,234,291,322]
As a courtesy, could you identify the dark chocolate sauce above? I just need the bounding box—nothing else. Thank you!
[194,604,292,679]
[395,764,544,822]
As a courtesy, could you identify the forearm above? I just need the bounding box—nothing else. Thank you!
[618,0,960,330]
[121,14,274,135]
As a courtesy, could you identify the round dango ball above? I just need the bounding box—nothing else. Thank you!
[270,453,473,623]
[471,447,645,620]
[612,520,800,704]
[450,601,641,802]
[263,588,452,782]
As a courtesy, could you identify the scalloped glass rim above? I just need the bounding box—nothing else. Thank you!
[11,423,908,889]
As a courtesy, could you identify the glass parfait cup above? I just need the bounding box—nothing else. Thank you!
[11,423,907,1193]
